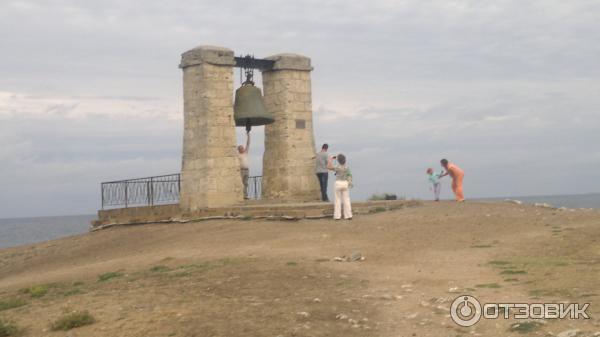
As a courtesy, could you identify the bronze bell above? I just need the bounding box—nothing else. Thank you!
[233,83,274,131]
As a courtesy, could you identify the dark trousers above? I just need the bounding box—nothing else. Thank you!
[316,173,329,201]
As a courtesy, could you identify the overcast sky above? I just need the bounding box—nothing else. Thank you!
[1,0,599,218]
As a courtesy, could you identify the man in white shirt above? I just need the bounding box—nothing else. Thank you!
[238,131,250,199]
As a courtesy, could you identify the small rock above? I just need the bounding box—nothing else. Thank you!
[296,311,310,318]
[348,251,363,262]
[312,298,321,303]
[380,294,395,300]
[333,256,345,262]
[448,287,459,293]
[505,199,523,205]
[336,313,348,320]
[434,297,451,303]
[557,329,580,337]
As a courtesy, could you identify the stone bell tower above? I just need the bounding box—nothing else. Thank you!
[178,46,320,210]
[179,46,243,210]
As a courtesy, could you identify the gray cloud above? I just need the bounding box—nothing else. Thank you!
[0,0,599,217]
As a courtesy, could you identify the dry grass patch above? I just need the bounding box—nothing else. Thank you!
[50,310,95,331]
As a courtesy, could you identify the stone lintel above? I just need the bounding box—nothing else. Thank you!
[264,53,313,71]
[180,45,236,68]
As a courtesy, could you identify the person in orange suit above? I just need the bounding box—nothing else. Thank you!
[440,159,465,202]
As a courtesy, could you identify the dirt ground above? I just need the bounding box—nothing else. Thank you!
[0,201,599,337]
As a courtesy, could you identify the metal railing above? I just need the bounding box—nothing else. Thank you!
[101,174,262,209]
[101,174,181,209]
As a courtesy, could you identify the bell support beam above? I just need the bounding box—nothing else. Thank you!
[234,57,275,71]
[179,45,244,210]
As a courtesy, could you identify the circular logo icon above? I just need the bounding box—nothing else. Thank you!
[450,295,482,327]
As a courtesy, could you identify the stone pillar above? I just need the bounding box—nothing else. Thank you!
[261,54,321,202]
[179,46,243,210]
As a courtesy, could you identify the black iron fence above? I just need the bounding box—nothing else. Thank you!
[101,174,181,209]
[101,174,262,209]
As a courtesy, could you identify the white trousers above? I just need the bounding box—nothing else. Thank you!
[334,180,352,219]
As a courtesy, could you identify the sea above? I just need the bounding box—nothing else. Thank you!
[1,193,599,250]
[479,192,600,209]
[0,214,94,249]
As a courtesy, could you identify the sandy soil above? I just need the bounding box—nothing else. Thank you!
[0,201,599,337]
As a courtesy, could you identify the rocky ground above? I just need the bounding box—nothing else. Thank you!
[0,201,599,337]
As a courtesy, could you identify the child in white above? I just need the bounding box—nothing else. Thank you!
[328,154,353,220]
[427,168,441,201]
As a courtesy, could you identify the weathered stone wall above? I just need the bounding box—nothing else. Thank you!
[261,54,321,202]
[179,46,243,210]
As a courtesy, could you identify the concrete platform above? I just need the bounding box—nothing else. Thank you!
[92,199,421,230]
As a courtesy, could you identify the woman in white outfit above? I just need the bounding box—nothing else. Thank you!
[327,154,353,220]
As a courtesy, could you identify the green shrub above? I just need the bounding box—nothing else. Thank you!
[0,319,20,336]
[475,283,501,289]
[370,206,387,213]
[62,289,82,297]
[368,193,398,201]
[20,285,49,298]
[0,298,27,311]
[500,270,527,275]
[150,265,170,273]
[50,311,95,331]
[97,271,123,282]
[488,260,510,266]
